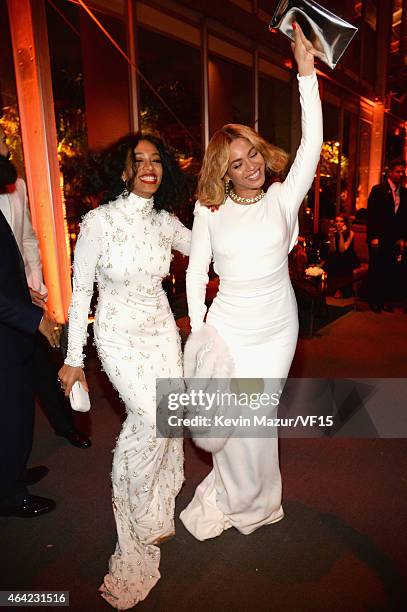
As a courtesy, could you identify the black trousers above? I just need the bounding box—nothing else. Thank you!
[33,333,74,434]
[368,245,395,307]
[0,360,34,507]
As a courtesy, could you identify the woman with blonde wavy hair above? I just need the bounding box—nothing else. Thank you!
[198,123,289,206]
[180,23,323,540]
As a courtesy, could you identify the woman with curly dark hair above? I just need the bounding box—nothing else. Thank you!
[58,133,191,609]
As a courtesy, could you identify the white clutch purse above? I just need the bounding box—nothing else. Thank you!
[69,381,91,412]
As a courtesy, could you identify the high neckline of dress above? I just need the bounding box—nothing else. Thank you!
[120,191,154,215]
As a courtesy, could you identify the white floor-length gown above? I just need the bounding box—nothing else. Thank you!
[180,71,323,540]
[65,192,190,609]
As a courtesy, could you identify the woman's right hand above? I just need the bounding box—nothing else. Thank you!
[291,21,316,77]
[58,364,89,397]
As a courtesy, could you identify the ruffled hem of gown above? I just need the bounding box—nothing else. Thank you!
[179,471,231,541]
[180,470,284,540]
[99,545,160,610]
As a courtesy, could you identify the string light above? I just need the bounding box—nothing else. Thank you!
[59,171,71,261]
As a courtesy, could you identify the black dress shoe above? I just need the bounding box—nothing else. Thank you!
[57,429,91,449]
[0,495,55,518]
[370,304,382,314]
[382,304,394,312]
[22,466,49,486]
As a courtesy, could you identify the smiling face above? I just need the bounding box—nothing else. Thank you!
[226,137,266,198]
[131,139,163,199]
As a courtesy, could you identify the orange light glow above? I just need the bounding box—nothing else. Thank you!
[367,101,385,196]
[59,172,71,262]
[8,0,72,323]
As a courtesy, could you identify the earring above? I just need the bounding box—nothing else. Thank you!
[121,178,129,196]
[223,178,231,203]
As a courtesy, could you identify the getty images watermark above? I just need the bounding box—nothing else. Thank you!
[156,378,407,439]
[165,387,332,429]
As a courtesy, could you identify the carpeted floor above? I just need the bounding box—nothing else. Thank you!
[290,302,407,377]
[2,302,407,611]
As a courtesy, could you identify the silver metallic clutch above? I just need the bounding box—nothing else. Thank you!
[269,0,358,69]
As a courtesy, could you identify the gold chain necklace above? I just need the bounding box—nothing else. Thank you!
[229,188,265,204]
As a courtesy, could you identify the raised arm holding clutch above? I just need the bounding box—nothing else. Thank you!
[269,0,358,69]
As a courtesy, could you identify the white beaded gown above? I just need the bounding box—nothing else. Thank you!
[64,192,191,609]
[180,72,323,540]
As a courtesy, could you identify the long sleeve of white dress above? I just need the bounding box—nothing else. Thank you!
[276,71,323,216]
[272,71,323,250]
[65,210,103,367]
[171,214,191,256]
[186,71,322,333]
[186,203,212,332]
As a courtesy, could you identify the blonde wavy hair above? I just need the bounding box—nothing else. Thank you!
[197,124,289,207]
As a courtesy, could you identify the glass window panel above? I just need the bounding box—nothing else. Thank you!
[46,0,131,255]
[319,101,340,219]
[362,24,376,83]
[342,0,362,74]
[361,0,377,83]
[257,0,274,14]
[0,1,24,178]
[390,0,402,54]
[208,56,253,135]
[364,0,377,31]
[137,28,202,165]
[46,0,88,256]
[80,10,130,149]
[342,18,361,75]
[137,27,201,289]
[385,117,406,165]
[341,110,358,212]
[259,75,291,153]
[317,0,360,20]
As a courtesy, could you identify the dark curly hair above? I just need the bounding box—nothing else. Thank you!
[83,133,190,212]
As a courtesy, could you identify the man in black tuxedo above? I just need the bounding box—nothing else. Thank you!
[0,208,61,516]
[367,158,407,313]
[0,127,90,449]
[0,144,59,517]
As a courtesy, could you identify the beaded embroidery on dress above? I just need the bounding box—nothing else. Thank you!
[65,191,191,608]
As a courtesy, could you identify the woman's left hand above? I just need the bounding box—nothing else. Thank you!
[291,21,316,76]
[58,364,88,397]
